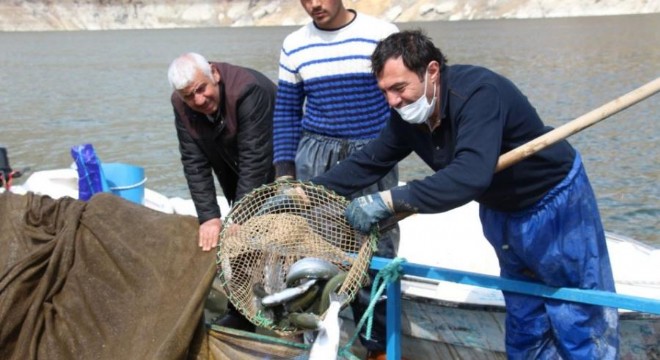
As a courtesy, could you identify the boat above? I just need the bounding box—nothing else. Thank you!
[5,168,659,359]
[3,167,231,217]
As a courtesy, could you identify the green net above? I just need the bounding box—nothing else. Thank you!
[216,181,374,335]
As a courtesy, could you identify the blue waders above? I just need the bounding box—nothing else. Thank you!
[480,153,619,359]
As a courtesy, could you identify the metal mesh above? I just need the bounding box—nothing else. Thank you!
[216,180,373,335]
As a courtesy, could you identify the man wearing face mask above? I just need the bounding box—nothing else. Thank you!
[312,30,619,359]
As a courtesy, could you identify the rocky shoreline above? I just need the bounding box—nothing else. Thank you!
[1,0,659,31]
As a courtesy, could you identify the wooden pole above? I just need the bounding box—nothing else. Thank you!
[496,77,660,172]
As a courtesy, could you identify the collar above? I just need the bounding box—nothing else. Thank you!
[205,76,225,124]
[440,67,450,121]
[313,9,357,32]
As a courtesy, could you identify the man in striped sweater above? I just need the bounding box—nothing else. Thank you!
[272,1,399,358]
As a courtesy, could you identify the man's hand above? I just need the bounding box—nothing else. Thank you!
[345,191,394,233]
[198,218,222,251]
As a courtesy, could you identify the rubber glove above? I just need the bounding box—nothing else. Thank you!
[345,192,394,233]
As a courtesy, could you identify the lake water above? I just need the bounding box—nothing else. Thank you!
[0,14,658,245]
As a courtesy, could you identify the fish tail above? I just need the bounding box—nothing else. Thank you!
[329,291,349,306]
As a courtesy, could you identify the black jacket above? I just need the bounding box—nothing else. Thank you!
[172,62,276,223]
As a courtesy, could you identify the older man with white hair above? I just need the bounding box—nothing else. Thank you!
[168,53,277,331]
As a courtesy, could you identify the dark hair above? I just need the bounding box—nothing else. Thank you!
[371,29,448,80]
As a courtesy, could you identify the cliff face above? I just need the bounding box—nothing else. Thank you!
[1,0,658,31]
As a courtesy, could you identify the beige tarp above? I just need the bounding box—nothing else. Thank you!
[0,192,307,360]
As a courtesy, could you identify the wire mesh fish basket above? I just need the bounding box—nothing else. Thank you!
[216,180,374,335]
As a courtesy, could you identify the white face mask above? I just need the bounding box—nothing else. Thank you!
[394,68,436,125]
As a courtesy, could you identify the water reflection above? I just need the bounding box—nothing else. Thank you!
[0,14,657,244]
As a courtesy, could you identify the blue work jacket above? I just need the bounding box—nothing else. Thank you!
[314,64,576,213]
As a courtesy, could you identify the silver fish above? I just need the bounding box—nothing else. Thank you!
[308,292,348,360]
[284,283,320,313]
[286,257,340,286]
[261,278,317,307]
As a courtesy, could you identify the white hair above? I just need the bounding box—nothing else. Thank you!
[167,52,213,90]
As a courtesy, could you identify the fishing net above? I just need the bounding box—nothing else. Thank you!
[216,180,374,335]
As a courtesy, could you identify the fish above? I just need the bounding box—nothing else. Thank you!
[254,185,308,216]
[308,292,349,360]
[252,283,269,298]
[250,291,275,327]
[286,257,340,286]
[316,272,347,315]
[288,312,322,330]
[261,278,317,307]
[284,283,320,313]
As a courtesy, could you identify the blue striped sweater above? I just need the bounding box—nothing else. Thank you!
[272,11,398,169]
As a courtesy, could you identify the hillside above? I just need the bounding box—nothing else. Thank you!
[1,0,659,31]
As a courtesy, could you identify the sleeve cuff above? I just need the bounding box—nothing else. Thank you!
[389,184,419,213]
[379,190,394,212]
[274,161,296,179]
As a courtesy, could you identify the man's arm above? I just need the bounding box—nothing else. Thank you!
[323,83,506,216]
[389,84,504,214]
[234,85,276,201]
[312,116,411,196]
[272,45,305,179]
[339,85,506,232]
[174,112,221,222]
[174,110,222,251]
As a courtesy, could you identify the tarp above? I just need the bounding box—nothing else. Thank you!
[0,191,217,359]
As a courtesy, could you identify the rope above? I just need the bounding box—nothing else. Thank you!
[108,177,147,190]
[339,256,406,358]
[209,324,309,350]
[616,279,660,287]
